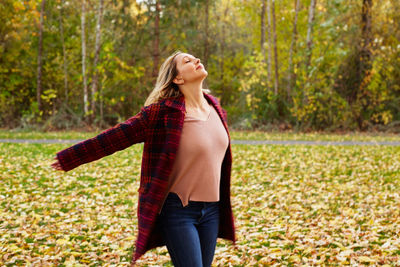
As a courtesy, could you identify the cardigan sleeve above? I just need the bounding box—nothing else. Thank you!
[221,107,228,121]
[56,106,149,172]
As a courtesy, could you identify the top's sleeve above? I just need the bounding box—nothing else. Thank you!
[56,106,150,172]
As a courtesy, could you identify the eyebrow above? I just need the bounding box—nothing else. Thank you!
[182,56,195,62]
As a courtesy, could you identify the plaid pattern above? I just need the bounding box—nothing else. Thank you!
[56,92,235,265]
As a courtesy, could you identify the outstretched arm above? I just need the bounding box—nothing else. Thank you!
[51,106,149,172]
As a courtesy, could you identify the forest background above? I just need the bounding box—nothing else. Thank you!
[1,0,399,133]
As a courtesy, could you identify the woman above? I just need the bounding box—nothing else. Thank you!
[51,50,236,266]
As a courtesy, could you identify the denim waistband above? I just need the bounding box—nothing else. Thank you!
[166,192,219,207]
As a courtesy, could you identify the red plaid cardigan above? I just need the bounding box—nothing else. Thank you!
[56,92,236,265]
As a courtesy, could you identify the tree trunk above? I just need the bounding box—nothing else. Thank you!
[357,0,373,130]
[152,0,161,80]
[37,0,45,113]
[81,0,89,118]
[90,0,104,123]
[267,0,272,90]
[287,0,300,102]
[261,0,266,62]
[59,0,68,105]
[203,0,209,69]
[303,0,317,105]
[332,0,374,113]
[305,0,317,72]
[100,79,104,128]
[272,0,279,95]
[360,0,372,76]
[219,1,230,104]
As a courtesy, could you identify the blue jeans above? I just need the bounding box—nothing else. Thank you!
[158,192,220,267]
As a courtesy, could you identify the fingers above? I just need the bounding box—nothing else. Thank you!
[51,160,63,171]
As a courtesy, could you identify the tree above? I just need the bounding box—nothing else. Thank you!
[37,0,46,113]
[271,0,279,95]
[305,0,317,72]
[261,0,266,61]
[152,0,161,80]
[302,0,317,106]
[203,0,210,68]
[58,0,69,105]
[287,0,301,102]
[219,0,230,104]
[81,0,89,118]
[332,0,374,130]
[356,0,373,129]
[266,0,273,90]
[90,0,104,122]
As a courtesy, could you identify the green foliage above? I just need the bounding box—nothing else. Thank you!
[235,51,281,127]
[0,0,399,132]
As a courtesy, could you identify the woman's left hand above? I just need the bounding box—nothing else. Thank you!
[51,156,63,171]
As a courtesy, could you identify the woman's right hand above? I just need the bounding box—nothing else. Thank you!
[51,156,64,171]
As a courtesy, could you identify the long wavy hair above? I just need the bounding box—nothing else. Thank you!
[144,50,211,107]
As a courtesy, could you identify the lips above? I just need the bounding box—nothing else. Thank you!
[196,64,203,70]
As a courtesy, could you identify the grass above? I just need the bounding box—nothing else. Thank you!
[0,133,399,265]
[0,128,399,142]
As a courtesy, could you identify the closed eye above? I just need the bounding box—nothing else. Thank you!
[184,57,197,63]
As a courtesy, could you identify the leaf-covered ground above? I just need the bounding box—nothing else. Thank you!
[1,141,400,266]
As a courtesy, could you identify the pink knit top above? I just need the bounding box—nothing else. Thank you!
[166,103,229,207]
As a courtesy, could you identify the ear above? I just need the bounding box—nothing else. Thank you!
[173,76,184,85]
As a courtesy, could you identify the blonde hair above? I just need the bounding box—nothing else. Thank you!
[144,50,211,107]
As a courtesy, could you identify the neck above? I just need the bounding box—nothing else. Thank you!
[180,83,207,110]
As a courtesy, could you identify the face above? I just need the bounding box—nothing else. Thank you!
[173,53,208,85]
